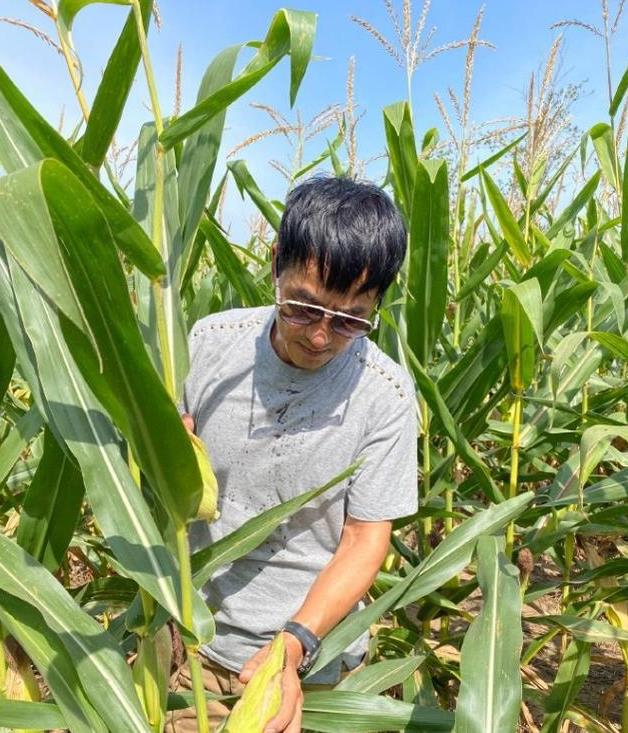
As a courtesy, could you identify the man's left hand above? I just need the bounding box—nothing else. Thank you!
[238,633,304,733]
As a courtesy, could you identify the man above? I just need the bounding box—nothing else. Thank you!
[169,176,418,732]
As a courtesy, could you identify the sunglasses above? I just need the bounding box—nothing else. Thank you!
[275,286,379,338]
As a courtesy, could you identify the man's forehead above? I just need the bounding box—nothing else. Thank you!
[281,261,378,311]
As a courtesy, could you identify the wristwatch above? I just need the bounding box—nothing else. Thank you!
[282,621,321,676]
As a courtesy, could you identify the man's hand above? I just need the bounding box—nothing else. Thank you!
[181,412,194,434]
[239,633,304,733]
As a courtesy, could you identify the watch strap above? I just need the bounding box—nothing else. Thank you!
[283,621,321,676]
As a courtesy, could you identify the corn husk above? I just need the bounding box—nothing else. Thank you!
[189,433,220,522]
[224,634,285,733]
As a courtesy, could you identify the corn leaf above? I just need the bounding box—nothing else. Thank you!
[0,701,67,730]
[334,656,427,694]
[589,331,628,360]
[0,406,43,486]
[309,493,533,676]
[302,691,453,732]
[0,592,107,733]
[16,427,84,573]
[610,63,628,115]
[81,0,152,167]
[192,463,359,587]
[546,171,601,240]
[0,66,164,280]
[199,216,265,307]
[501,278,543,392]
[132,122,189,399]
[0,252,212,643]
[227,159,282,232]
[407,159,449,365]
[539,640,590,733]
[178,44,241,283]
[589,123,621,191]
[455,536,522,733]
[383,101,417,220]
[0,159,202,527]
[481,168,532,267]
[461,133,527,182]
[160,9,316,148]
[0,535,151,733]
[0,314,14,398]
[622,144,628,261]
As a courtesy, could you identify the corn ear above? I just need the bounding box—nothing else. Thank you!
[224,633,285,733]
[189,432,220,521]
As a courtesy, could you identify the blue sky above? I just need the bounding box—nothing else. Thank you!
[2,1,627,238]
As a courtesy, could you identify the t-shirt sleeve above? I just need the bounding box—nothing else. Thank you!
[345,377,419,521]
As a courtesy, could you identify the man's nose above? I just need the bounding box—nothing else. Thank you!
[305,315,333,347]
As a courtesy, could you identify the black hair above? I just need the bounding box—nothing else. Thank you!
[276,176,407,297]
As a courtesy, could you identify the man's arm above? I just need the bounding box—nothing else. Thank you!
[239,516,392,733]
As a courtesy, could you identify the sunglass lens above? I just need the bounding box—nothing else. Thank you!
[279,302,322,325]
[332,316,371,338]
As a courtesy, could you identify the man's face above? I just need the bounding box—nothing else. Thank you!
[271,259,379,370]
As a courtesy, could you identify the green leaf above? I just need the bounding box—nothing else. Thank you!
[539,640,590,733]
[199,216,265,307]
[0,701,66,730]
[57,0,131,48]
[0,313,14,398]
[335,656,427,694]
[177,44,241,285]
[407,159,449,364]
[544,468,628,506]
[309,493,533,676]
[599,243,625,284]
[383,101,417,220]
[531,615,628,643]
[456,243,507,301]
[455,536,522,733]
[481,168,532,267]
[0,159,202,527]
[293,126,345,180]
[0,252,211,642]
[0,535,151,733]
[546,171,601,239]
[580,425,628,498]
[544,282,597,337]
[301,691,453,732]
[461,133,527,182]
[0,592,108,732]
[610,63,628,115]
[589,331,628,360]
[192,463,359,587]
[398,338,504,503]
[0,66,164,280]
[622,144,628,261]
[132,625,172,732]
[160,9,316,148]
[501,278,543,391]
[81,0,152,167]
[227,159,282,232]
[16,427,84,573]
[589,123,621,191]
[132,122,189,400]
[0,406,43,486]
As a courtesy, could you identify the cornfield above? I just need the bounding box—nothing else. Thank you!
[0,1,626,732]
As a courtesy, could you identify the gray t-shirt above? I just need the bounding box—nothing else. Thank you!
[184,305,418,681]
